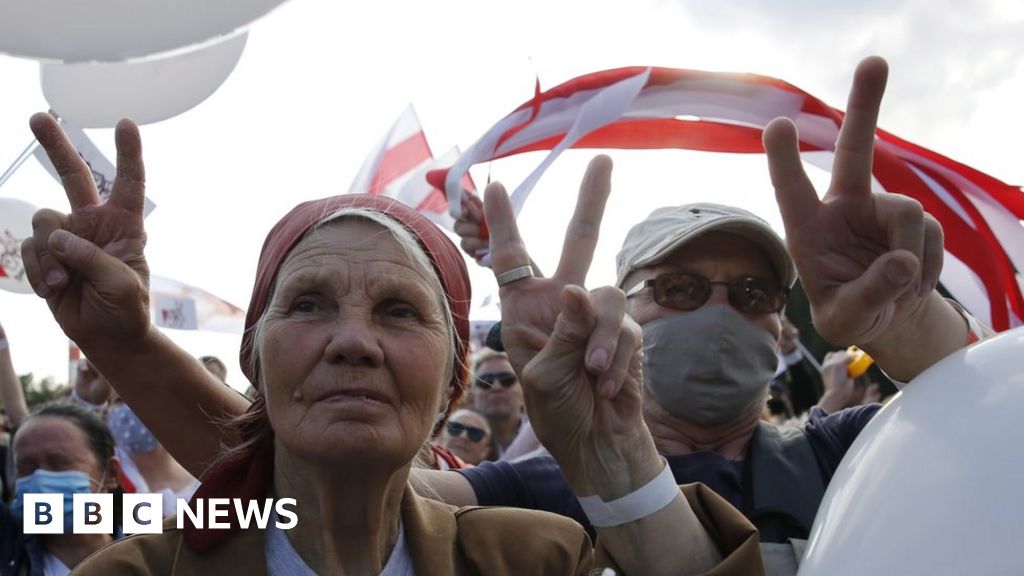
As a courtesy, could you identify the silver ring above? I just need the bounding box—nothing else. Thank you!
[495,265,534,287]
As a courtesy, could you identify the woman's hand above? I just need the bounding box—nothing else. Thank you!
[20,113,151,351]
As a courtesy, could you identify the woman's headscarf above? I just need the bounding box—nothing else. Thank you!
[186,194,471,550]
[240,193,471,397]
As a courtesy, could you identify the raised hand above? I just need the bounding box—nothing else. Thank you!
[483,156,614,377]
[762,57,945,350]
[20,113,151,350]
[483,155,658,492]
[818,350,865,413]
[452,192,489,264]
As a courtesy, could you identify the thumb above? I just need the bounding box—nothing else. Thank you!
[838,249,920,315]
[543,285,597,360]
[49,230,135,291]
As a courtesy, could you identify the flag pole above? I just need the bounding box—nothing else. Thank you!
[0,138,41,191]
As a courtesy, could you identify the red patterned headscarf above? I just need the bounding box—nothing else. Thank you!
[186,194,470,551]
[239,194,470,394]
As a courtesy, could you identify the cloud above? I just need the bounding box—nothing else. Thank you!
[666,0,1024,143]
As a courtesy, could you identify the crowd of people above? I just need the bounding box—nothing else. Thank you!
[0,56,997,575]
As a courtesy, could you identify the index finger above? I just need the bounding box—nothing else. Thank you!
[764,117,820,231]
[830,56,888,198]
[553,155,613,285]
[483,181,532,279]
[29,113,101,210]
[106,119,147,215]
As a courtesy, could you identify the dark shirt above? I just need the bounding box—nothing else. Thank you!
[459,403,881,542]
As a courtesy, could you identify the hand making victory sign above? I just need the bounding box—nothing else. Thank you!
[482,155,659,498]
[762,56,966,381]
[21,113,151,354]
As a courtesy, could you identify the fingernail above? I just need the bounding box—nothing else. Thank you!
[885,260,913,285]
[45,269,65,287]
[588,348,609,372]
[51,230,71,252]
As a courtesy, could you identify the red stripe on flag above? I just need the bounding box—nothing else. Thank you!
[491,119,828,160]
[368,131,433,195]
[416,188,448,214]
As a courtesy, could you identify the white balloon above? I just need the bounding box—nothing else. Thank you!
[0,0,285,62]
[41,33,248,128]
[0,198,38,295]
[799,327,1024,576]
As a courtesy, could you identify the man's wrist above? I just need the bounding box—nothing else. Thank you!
[561,432,664,501]
[576,457,679,528]
[862,292,969,382]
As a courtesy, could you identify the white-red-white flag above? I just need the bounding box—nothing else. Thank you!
[33,119,157,218]
[150,274,245,333]
[440,67,1024,332]
[349,105,474,229]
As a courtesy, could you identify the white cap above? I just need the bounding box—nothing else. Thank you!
[616,202,796,289]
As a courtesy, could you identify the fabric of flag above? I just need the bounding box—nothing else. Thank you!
[33,119,158,218]
[150,274,245,333]
[441,67,1024,331]
[349,104,474,229]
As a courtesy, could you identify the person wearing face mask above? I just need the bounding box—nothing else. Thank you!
[430,58,993,573]
[28,57,993,576]
[0,403,123,576]
[106,399,198,519]
[451,203,864,547]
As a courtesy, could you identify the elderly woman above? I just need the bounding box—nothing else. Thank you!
[21,114,763,575]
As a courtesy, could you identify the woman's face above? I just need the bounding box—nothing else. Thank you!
[14,416,108,490]
[259,218,451,469]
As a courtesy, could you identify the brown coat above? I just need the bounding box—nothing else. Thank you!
[71,484,762,575]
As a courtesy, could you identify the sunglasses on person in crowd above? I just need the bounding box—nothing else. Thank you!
[625,272,789,314]
[446,422,488,442]
[474,372,518,389]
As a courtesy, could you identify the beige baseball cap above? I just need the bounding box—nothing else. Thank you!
[615,202,797,289]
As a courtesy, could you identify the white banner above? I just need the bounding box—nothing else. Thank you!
[33,120,157,217]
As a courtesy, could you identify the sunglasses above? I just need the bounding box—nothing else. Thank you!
[474,372,518,389]
[625,272,789,314]
[446,422,488,442]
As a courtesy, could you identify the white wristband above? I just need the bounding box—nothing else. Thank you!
[576,460,679,528]
[0,337,8,352]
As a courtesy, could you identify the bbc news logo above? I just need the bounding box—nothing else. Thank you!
[21,494,298,534]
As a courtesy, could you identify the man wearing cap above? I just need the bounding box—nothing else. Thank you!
[451,202,879,546]
[442,57,989,558]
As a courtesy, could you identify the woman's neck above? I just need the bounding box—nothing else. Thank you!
[273,444,409,575]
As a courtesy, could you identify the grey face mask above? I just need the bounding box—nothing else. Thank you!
[642,305,778,427]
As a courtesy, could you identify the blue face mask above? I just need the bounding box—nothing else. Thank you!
[10,469,97,533]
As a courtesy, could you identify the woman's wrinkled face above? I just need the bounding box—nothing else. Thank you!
[259,218,450,469]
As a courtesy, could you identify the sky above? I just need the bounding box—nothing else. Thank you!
[1,0,1023,390]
